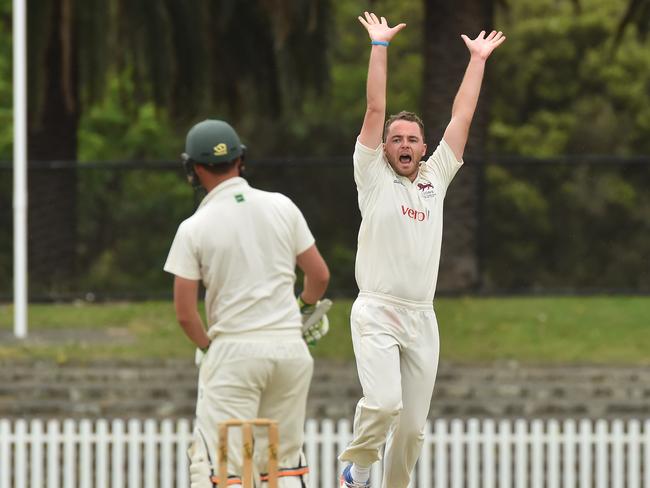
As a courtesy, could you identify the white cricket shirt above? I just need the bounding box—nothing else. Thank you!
[354,139,463,303]
[164,177,315,337]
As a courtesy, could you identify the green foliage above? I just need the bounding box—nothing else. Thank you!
[1,0,13,291]
[324,243,357,296]
[73,73,191,295]
[481,0,650,291]
[483,165,550,289]
[483,162,650,290]
[251,0,423,157]
[0,0,13,160]
[75,169,194,294]
[490,0,650,155]
[78,72,182,161]
[553,166,650,288]
[2,0,650,297]
[0,174,10,292]
[20,0,331,126]
[8,0,647,160]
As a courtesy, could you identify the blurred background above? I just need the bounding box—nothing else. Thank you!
[1,0,650,413]
[0,0,649,300]
[0,0,649,485]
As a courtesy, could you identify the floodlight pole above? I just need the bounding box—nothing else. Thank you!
[13,0,27,338]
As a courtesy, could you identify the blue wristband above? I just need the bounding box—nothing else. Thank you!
[371,40,389,47]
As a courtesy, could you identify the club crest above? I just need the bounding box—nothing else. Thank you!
[213,143,228,156]
[417,181,436,198]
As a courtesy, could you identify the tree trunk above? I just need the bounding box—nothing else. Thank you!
[28,0,78,295]
[422,0,493,292]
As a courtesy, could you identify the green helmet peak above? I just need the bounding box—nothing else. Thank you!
[184,119,245,165]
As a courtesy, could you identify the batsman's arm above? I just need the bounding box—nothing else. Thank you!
[443,30,506,161]
[358,12,406,149]
[296,244,329,305]
[173,276,211,350]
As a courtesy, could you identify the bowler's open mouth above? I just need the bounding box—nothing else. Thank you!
[399,155,412,163]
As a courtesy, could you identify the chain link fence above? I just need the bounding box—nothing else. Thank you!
[1,156,649,300]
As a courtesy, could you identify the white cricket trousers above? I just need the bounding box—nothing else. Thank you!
[339,292,440,488]
[188,333,313,488]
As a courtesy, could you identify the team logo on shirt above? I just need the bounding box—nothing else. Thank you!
[417,181,436,199]
[401,205,429,222]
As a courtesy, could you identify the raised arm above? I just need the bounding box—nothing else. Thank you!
[443,30,506,161]
[357,12,406,149]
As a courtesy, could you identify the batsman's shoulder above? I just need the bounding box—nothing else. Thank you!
[258,189,302,214]
[176,214,197,233]
[171,218,201,247]
[267,189,295,205]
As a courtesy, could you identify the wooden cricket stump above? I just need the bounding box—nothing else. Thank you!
[217,418,279,488]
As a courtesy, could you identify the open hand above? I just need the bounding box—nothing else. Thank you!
[358,11,406,43]
[461,30,506,60]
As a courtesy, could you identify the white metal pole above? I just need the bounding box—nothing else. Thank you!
[13,0,27,338]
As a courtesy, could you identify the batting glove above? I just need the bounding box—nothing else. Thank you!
[297,295,332,346]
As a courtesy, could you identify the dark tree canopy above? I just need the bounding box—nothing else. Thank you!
[28,0,331,124]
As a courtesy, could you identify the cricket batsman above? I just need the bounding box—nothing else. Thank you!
[338,12,505,488]
[164,119,331,487]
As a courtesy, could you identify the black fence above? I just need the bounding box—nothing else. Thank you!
[1,155,649,301]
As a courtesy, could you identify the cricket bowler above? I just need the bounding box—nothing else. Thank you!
[338,12,505,488]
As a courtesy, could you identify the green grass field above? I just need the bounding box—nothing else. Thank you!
[0,296,648,364]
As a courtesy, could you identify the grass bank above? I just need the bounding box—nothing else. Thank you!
[0,296,648,364]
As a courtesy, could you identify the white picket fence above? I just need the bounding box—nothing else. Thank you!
[1,418,649,487]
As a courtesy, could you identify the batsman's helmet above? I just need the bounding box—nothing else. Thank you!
[183,119,246,165]
[181,119,247,188]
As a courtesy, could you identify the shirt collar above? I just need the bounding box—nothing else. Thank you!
[198,177,249,208]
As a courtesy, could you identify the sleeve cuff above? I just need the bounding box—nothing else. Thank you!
[440,138,464,166]
[355,138,383,155]
[296,238,316,257]
[163,265,201,281]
